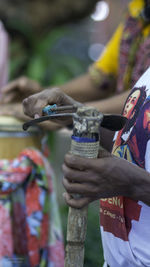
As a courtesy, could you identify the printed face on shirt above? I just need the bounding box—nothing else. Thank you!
[123,90,140,119]
[143,107,150,132]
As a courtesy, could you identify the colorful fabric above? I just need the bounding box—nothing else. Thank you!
[117,15,144,92]
[100,66,150,266]
[0,148,64,267]
[89,0,150,93]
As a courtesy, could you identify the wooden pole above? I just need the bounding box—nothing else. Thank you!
[64,107,103,267]
[65,207,88,267]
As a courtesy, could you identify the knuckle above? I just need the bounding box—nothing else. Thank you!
[54,87,61,93]
[49,87,61,98]
[62,178,71,192]
[23,96,33,108]
[69,155,77,166]
[64,154,76,167]
[62,167,72,178]
[19,77,28,88]
[22,98,28,106]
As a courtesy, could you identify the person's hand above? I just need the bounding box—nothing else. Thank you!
[0,102,61,131]
[0,103,29,121]
[62,149,132,208]
[23,87,82,126]
[1,76,42,103]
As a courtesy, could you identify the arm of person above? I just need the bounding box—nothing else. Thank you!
[1,23,123,106]
[22,86,129,150]
[55,72,114,103]
[0,77,43,103]
[62,151,150,208]
[0,72,115,104]
[22,85,129,127]
[86,90,130,114]
[55,20,124,103]
[0,102,61,131]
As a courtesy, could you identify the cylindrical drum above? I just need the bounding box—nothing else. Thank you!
[0,116,42,159]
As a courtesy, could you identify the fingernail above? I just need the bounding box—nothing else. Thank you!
[34,114,40,119]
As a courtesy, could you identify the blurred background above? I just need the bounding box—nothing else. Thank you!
[0,0,129,265]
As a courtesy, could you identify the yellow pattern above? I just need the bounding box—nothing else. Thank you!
[92,0,150,80]
[129,0,144,17]
[95,23,123,76]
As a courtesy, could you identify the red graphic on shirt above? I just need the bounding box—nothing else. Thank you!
[100,197,141,241]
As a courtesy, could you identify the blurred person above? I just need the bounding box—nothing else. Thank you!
[21,1,150,266]
[23,53,150,267]
[0,22,64,267]
[1,1,150,265]
[1,0,150,121]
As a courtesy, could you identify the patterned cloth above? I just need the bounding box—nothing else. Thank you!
[0,148,64,267]
[89,0,150,94]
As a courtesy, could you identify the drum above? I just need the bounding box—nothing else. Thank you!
[0,116,42,159]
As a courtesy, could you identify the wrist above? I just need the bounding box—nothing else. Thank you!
[131,166,150,205]
[120,160,150,205]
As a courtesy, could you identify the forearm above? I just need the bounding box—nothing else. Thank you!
[62,152,150,208]
[116,157,150,206]
[131,166,150,206]
[57,73,112,103]
[86,90,130,114]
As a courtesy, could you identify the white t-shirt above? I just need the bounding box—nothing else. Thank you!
[100,66,150,267]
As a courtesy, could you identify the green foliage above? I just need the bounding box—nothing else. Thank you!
[9,26,91,86]
[85,202,104,267]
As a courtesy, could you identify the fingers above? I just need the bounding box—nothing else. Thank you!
[0,103,29,121]
[63,192,92,208]
[34,114,40,119]
[1,80,18,94]
[20,77,42,94]
[64,153,92,171]
[62,176,99,197]
[63,149,111,170]
[1,77,42,104]
[1,77,27,103]
[22,88,75,118]
[1,83,18,103]
[23,94,44,118]
[62,163,95,183]
[22,88,59,118]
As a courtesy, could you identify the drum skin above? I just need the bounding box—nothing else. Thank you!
[0,116,42,159]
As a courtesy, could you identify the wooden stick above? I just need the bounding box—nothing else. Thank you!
[65,207,88,267]
[64,107,102,267]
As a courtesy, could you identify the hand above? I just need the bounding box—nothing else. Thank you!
[1,76,42,103]
[0,102,62,131]
[0,102,29,121]
[23,87,82,126]
[62,149,133,208]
